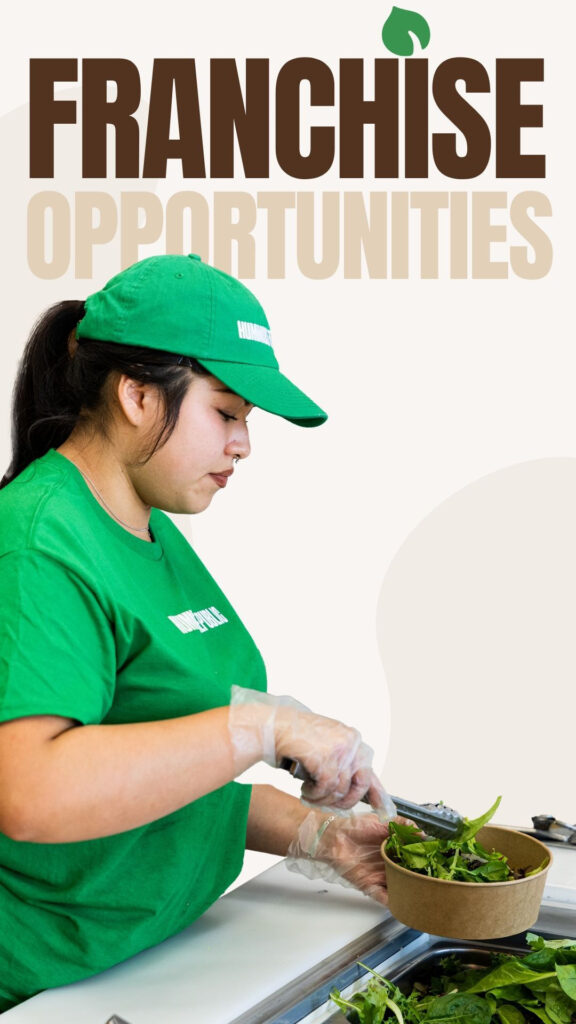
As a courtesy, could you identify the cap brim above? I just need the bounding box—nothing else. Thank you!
[196,359,328,427]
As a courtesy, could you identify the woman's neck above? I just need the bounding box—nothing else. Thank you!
[57,435,153,541]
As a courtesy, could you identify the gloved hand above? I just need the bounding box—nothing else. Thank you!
[286,809,392,905]
[228,686,395,815]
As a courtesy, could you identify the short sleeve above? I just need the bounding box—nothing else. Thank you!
[0,551,116,724]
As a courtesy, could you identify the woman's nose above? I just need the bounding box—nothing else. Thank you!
[226,423,251,461]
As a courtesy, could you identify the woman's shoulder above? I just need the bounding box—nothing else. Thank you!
[0,452,204,576]
[0,451,128,578]
[0,451,73,553]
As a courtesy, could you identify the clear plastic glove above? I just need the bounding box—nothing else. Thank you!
[286,809,392,906]
[229,686,395,815]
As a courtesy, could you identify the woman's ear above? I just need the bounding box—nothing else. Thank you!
[115,375,160,428]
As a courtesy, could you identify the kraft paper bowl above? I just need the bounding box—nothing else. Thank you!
[381,825,552,940]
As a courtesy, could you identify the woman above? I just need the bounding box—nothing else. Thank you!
[0,254,392,1011]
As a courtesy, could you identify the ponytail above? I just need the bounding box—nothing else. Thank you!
[1,301,208,489]
[1,302,85,488]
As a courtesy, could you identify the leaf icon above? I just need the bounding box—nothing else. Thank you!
[382,6,431,56]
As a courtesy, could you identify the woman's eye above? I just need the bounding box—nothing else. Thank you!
[218,410,237,422]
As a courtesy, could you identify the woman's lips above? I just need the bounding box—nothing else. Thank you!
[210,470,233,488]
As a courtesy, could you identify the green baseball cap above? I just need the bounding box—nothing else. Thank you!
[77,254,327,427]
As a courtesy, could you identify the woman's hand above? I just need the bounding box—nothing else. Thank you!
[228,687,392,813]
[286,810,392,906]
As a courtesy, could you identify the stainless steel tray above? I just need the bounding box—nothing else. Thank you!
[318,934,534,1024]
[228,863,576,1024]
[386,940,529,986]
[233,898,576,1024]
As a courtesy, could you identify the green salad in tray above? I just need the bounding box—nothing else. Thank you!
[384,797,547,883]
[331,934,576,1024]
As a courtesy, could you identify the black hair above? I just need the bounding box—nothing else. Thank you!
[0,300,208,488]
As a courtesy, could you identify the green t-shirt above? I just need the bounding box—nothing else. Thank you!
[0,450,267,1010]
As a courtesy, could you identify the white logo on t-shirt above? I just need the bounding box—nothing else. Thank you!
[168,606,229,635]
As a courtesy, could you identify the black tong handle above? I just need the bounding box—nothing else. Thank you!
[279,757,464,839]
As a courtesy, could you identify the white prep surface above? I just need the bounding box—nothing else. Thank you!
[540,842,576,905]
[2,861,388,1022]
[4,845,575,1022]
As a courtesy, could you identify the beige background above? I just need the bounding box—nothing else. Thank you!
[1,1,574,885]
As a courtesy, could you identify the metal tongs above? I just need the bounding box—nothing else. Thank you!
[280,758,464,839]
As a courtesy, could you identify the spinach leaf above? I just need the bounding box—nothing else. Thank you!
[523,951,559,972]
[469,860,512,883]
[467,964,556,993]
[545,982,576,1024]
[528,936,576,952]
[519,1005,555,1024]
[424,993,492,1024]
[490,985,530,1002]
[556,965,576,1001]
[457,797,503,843]
[496,1005,526,1024]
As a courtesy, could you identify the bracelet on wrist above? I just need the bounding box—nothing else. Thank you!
[308,814,337,858]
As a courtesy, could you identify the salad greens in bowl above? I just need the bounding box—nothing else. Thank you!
[381,798,551,940]
[384,798,547,884]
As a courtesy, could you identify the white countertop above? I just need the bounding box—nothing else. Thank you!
[540,840,576,904]
[4,844,575,1023]
[3,861,389,1022]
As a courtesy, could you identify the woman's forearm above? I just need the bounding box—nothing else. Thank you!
[0,709,258,843]
[246,786,391,907]
[246,783,324,856]
[0,698,380,845]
